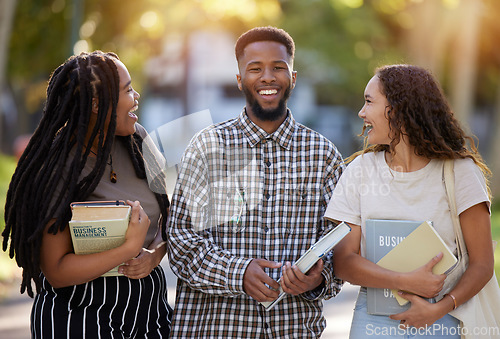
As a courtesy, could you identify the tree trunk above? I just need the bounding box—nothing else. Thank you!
[448,0,482,131]
[0,0,17,151]
[402,0,481,130]
[401,0,452,78]
[489,81,500,199]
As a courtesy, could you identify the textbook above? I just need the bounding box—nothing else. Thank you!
[260,222,351,311]
[69,200,131,277]
[377,220,457,306]
[365,219,422,315]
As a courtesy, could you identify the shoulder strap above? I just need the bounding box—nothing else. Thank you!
[443,159,468,257]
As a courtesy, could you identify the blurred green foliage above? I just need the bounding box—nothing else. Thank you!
[0,153,16,233]
[491,212,500,276]
[0,154,18,282]
[279,0,402,107]
[8,0,500,143]
[6,0,500,127]
[4,0,407,121]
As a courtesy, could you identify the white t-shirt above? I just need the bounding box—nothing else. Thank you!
[325,151,490,257]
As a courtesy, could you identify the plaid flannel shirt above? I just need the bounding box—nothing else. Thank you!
[168,110,345,338]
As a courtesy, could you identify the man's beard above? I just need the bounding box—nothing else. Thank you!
[242,85,292,122]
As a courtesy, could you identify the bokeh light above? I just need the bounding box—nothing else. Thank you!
[73,40,90,55]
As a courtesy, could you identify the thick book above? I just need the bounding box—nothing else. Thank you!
[69,200,131,277]
[260,222,351,311]
[377,220,457,306]
[365,219,423,315]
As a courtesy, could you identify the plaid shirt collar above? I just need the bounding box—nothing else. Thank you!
[238,108,296,150]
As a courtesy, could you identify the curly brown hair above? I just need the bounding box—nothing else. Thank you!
[353,64,490,180]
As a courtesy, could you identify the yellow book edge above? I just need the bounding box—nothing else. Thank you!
[69,201,131,277]
[376,221,457,306]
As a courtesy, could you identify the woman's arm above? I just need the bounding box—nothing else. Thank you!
[448,201,494,304]
[119,215,168,279]
[390,202,494,328]
[40,200,150,288]
[333,222,446,297]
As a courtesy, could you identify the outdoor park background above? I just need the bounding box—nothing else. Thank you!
[0,0,500,319]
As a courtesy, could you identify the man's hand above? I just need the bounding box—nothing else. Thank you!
[243,259,282,302]
[280,259,324,295]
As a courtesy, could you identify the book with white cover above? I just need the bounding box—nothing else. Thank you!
[260,222,351,311]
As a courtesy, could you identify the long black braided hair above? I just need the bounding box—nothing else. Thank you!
[2,51,169,297]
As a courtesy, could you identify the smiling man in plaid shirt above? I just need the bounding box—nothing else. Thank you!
[168,26,345,338]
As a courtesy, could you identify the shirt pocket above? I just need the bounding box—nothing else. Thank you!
[211,185,247,234]
[283,184,323,236]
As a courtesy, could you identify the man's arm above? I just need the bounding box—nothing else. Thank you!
[301,145,345,300]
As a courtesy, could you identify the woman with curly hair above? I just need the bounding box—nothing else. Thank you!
[2,51,172,338]
[325,64,493,337]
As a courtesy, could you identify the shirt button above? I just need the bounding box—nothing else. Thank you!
[265,160,271,167]
[265,193,271,200]
[264,226,270,233]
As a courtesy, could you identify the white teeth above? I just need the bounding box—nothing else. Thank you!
[259,89,278,95]
[130,106,138,113]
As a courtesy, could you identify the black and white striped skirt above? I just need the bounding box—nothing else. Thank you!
[31,265,172,338]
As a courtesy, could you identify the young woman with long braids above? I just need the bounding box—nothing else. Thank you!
[325,64,493,338]
[2,51,172,338]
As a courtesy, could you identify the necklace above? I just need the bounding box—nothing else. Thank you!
[109,154,117,183]
[89,149,117,183]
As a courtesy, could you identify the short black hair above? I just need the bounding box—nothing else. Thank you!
[235,26,295,62]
